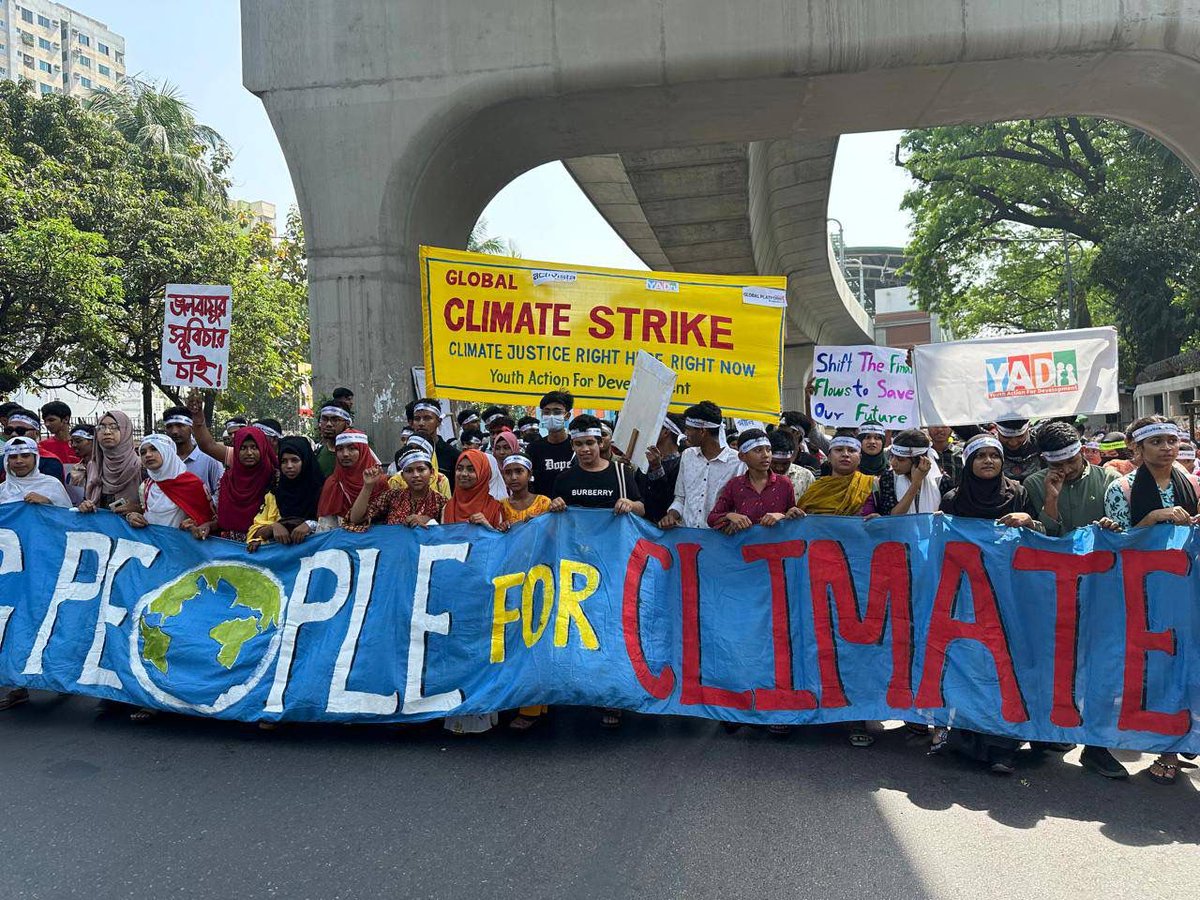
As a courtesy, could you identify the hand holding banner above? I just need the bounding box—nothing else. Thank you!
[810,345,917,428]
[611,351,677,474]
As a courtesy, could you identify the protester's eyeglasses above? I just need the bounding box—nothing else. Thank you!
[3,427,30,437]
[95,424,121,433]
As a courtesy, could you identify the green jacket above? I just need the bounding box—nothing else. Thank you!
[1024,463,1117,536]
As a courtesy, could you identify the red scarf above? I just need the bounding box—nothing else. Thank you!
[216,427,277,533]
[444,449,504,526]
[317,431,382,518]
[154,471,213,525]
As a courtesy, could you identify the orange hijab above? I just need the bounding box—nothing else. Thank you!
[444,449,504,526]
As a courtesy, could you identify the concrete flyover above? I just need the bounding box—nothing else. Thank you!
[242,0,1200,430]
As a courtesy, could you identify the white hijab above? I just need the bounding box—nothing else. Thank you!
[1,437,72,508]
[894,448,944,515]
[140,433,189,526]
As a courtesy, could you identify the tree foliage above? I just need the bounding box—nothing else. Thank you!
[0,79,309,426]
[900,118,1200,372]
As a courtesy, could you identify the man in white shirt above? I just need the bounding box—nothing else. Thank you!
[659,401,745,529]
[162,405,224,497]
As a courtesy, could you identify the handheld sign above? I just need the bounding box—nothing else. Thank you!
[914,327,1119,426]
[411,366,456,441]
[160,284,233,390]
[611,351,677,474]
[810,345,917,428]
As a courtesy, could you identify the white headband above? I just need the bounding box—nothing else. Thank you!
[829,436,862,452]
[1041,441,1082,463]
[70,427,93,440]
[889,443,930,458]
[335,432,369,447]
[1177,447,1196,461]
[771,451,793,460]
[739,437,770,453]
[995,423,1029,438]
[7,414,39,430]
[253,423,282,440]
[520,423,540,432]
[405,435,433,456]
[857,423,886,437]
[460,414,481,425]
[484,413,505,426]
[684,417,721,429]
[163,414,193,426]
[663,418,683,438]
[503,454,533,471]
[964,434,1003,460]
[413,402,442,417]
[1083,441,1100,451]
[320,405,353,423]
[570,427,603,439]
[398,450,432,469]
[1132,422,1179,443]
[3,436,38,457]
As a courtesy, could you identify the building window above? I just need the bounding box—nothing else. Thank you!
[20,8,33,24]
[40,83,53,95]
[0,67,6,77]
[37,59,50,72]
[36,13,49,27]
[98,63,109,77]
[37,36,50,50]
[22,53,32,68]
[80,76,90,88]
[77,54,89,67]
[98,42,108,55]
[76,33,89,47]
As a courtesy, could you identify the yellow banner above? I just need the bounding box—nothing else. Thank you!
[419,246,786,418]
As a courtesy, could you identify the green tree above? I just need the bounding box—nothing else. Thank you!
[468,217,519,257]
[900,119,1200,371]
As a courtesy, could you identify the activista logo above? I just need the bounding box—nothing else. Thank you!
[984,350,1079,398]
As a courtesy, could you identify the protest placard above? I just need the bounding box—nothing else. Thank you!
[611,351,677,473]
[159,284,233,390]
[914,327,1119,425]
[419,246,785,419]
[810,345,917,428]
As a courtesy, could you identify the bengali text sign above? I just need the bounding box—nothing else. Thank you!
[159,283,233,391]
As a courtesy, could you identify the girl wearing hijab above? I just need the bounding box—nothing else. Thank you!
[193,426,276,542]
[856,421,889,477]
[79,410,142,514]
[387,435,451,498]
[318,430,384,530]
[862,429,944,516]
[0,437,71,507]
[125,434,213,530]
[935,433,1044,775]
[486,429,518,500]
[345,448,447,530]
[248,436,327,550]
[1102,416,1199,787]
[444,449,505,528]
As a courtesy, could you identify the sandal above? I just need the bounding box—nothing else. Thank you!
[849,725,874,748]
[509,714,541,731]
[1148,757,1179,785]
[129,707,157,723]
[768,724,792,736]
[601,709,623,729]
[928,726,950,755]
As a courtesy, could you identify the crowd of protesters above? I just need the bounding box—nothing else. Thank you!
[1,386,1197,784]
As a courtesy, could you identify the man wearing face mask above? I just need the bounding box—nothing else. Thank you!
[527,390,575,497]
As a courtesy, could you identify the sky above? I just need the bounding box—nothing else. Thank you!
[76,2,914,266]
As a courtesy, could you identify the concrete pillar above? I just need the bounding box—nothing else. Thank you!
[782,344,815,413]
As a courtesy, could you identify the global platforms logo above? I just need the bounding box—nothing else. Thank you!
[984,350,1079,398]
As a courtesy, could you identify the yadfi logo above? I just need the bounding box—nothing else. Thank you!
[984,350,1079,398]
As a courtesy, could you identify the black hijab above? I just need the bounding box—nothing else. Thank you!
[1130,464,1198,526]
[858,450,888,477]
[274,436,326,520]
[941,452,1025,519]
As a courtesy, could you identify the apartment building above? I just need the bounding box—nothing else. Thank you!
[0,0,125,98]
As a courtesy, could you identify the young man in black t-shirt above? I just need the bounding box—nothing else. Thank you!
[527,390,576,497]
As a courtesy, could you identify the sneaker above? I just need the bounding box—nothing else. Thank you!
[1080,746,1129,779]
[990,755,1016,775]
[0,687,29,711]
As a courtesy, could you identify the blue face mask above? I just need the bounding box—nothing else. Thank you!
[542,414,567,433]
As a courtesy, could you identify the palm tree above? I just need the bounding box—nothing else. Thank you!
[468,218,519,257]
[85,75,230,203]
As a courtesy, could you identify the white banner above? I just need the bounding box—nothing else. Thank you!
[160,284,233,391]
[913,327,1120,426]
[810,345,917,428]
[611,351,677,474]
[411,367,456,441]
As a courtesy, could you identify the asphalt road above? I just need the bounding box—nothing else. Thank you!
[0,694,1196,900]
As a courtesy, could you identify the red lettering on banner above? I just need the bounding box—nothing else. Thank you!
[616,307,640,341]
[444,296,465,331]
[711,315,734,350]
[621,539,676,700]
[488,301,514,332]
[741,540,816,710]
[807,540,914,709]
[1012,547,1115,728]
[678,542,751,709]
[915,541,1027,722]
[513,302,534,333]
[1117,549,1190,736]
[642,308,667,344]
[588,306,614,340]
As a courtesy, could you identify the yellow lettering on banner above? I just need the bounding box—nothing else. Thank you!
[554,559,600,651]
[490,572,525,664]
[522,564,554,647]
[419,245,786,419]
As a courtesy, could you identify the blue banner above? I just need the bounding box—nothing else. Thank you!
[0,504,1196,752]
